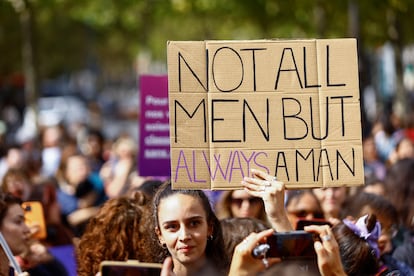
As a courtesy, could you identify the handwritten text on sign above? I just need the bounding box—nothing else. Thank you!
[167,39,363,190]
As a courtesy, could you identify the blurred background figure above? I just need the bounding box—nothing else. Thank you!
[99,135,137,198]
[383,158,414,270]
[56,153,106,237]
[285,189,325,229]
[1,168,32,201]
[313,187,349,221]
[77,128,106,174]
[0,146,27,182]
[388,136,414,164]
[215,189,268,226]
[362,135,387,181]
[40,125,64,178]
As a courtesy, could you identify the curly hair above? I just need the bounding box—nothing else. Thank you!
[153,182,230,273]
[76,192,162,276]
[0,192,22,224]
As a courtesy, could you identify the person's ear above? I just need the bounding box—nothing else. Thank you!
[155,227,165,244]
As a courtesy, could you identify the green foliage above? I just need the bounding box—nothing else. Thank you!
[1,0,414,78]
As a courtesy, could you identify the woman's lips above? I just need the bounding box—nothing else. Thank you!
[178,245,194,253]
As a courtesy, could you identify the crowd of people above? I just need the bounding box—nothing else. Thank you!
[0,106,414,276]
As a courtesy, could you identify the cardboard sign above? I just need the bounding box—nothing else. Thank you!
[167,39,363,190]
[138,75,171,176]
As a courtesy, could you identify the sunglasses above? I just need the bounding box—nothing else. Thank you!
[230,197,262,207]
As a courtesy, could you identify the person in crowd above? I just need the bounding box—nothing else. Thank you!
[313,186,349,222]
[343,192,414,275]
[76,191,162,276]
[40,125,65,178]
[78,128,106,174]
[0,192,67,276]
[127,178,164,199]
[284,189,325,229]
[2,168,73,245]
[361,175,386,197]
[383,158,414,270]
[215,189,268,225]
[0,146,27,182]
[373,112,404,164]
[389,136,414,164]
[154,181,229,275]
[362,134,387,181]
[28,176,74,246]
[0,192,31,274]
[220,217,268,258]
[1,168,32,201]
[226,213,381,275]
[55,153,106,236]
[99,135,137,198]
[238,168,386,275]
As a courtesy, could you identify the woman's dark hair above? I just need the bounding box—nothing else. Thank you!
[343,192,398,227]
[384,158,414,229]
[153,182,229,272]
[333,214,379,276]
[220,217,268,258]
[0,192,22,224]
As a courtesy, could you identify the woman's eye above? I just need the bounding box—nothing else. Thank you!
[164,224,178,231]
[189,220,201,227]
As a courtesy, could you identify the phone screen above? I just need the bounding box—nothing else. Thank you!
[266,231,317,259]
[100,262,162,276]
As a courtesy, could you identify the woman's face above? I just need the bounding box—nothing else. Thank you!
[286,193,324,227]
[66,156,90,185]
[157,194,212,268]
[0,203,30,255]
[4,175,30,200]
[313,187,347,219]
[229,190,263,219]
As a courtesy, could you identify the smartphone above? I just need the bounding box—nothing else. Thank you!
[100,260,162,276]
[21,201,47,240]
[295,218,332,230]
[265,231,317,260]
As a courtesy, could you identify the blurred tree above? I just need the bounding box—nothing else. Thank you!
[1,0,414,84]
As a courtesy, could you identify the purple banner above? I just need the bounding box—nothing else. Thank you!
[138,75,170,177]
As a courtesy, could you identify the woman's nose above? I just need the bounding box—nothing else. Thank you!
[178,227,191,240]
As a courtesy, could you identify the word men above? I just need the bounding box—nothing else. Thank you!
[167,39,363,190]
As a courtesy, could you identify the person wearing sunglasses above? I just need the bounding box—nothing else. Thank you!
[285,189,326,229]
[215,189,268,226]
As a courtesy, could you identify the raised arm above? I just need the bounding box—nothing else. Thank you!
[242,168,293,232]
